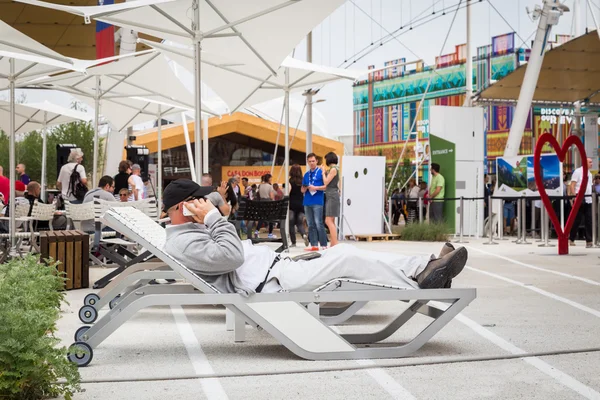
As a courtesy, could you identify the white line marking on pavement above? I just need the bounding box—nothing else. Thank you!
[453,312,600,400]
[171,306,229,400]
[464,245,600,286]
[331,327,416,400]
[466,266,600,319]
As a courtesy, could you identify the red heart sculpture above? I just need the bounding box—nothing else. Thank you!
[534,133,588,255]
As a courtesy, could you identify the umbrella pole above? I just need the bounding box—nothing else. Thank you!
[270,101,285,175]
[157,105,162,217]
[93,76,101,186]
[41,111,48,201]
[284,68,290,196]
[202,114,208,174]
[284,68,290,248]
[9,58,16,249]
[193,0,203,181]
[202,82,208,174]
[181,113,197,181]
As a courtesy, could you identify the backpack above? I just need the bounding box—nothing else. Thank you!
[68,164,88,202]
[255,184,261,200]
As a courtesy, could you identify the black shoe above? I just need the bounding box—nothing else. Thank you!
[417,247,468,289]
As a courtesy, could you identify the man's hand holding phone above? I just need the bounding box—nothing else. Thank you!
[183,198,215,224]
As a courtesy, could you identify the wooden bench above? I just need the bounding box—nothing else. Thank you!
[235,197,289,252]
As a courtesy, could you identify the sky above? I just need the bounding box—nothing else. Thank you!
[4,0,599,140]
[290,0,597,138]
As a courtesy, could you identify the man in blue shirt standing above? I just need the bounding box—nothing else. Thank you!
[302,153,328,250]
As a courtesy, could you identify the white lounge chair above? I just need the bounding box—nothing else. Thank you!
[67,207,476,367]
[90,198,159,290]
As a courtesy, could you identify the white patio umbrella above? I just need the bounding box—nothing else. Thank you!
[27,51,217,199]
[24,0,345,181]
[0,21,142,246]
[142,39,363,194]
[141,39,364,113]
[0,100,90,199]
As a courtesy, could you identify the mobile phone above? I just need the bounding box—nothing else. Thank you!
[183,203,194,216]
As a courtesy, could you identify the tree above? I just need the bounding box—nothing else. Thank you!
[17,130,43,182]
[46,120,104,187]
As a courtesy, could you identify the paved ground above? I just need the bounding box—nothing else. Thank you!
[56,237,600,400]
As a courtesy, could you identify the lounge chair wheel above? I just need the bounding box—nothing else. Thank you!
[79,305,98,324]
[67,341,93,367]
[109,294,121,310]
[74,326,91,342]
[84,293,100,306]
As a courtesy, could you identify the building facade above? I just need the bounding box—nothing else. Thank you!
[352,32,580,176]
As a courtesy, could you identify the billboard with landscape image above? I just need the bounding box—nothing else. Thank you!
[496,154,562,197]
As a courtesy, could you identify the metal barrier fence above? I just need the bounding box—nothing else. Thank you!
[400,194,600,247]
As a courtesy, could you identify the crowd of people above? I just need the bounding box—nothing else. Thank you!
[5,146,599,252]
[216,152,341,251]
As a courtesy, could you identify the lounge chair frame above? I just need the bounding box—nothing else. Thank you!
[68,207,476,365]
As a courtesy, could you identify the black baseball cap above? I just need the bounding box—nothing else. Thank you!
[162,179,214,211]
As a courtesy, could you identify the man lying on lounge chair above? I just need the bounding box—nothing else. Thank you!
[163,179,467,295]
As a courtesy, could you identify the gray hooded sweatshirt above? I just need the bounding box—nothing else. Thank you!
[164,211,251,294]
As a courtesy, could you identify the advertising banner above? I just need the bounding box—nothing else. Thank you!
[374,107,384,143]
[495,154,562,197]
[429,134,456,232]
[492,32,515,55]
[221,166,306,186]
[402,104,410,141]
[359,110,366,144]
[391,105,399,141]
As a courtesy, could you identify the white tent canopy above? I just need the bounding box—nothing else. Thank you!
[0,100,90,134]
[0,100,90,199]
[0,20,147,245]
[25,50,219,186]
[22,0,345,181]
[93,0,345,180]
[71,93,185,133]
[95,0,344,73]
[0,20,144,89]
[142,39,363,112]
[30,51,217,131]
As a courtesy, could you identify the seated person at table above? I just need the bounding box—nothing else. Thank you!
[25,181,50,231]
[81,176,116,232]
[118,188,130,203]
[163,180,467,295]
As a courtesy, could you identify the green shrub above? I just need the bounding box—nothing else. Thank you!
[399,222,452,242]
[0,255,81,400]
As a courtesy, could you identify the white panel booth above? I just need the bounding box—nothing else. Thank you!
[429,106,485,237]
[340,156,386,236]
